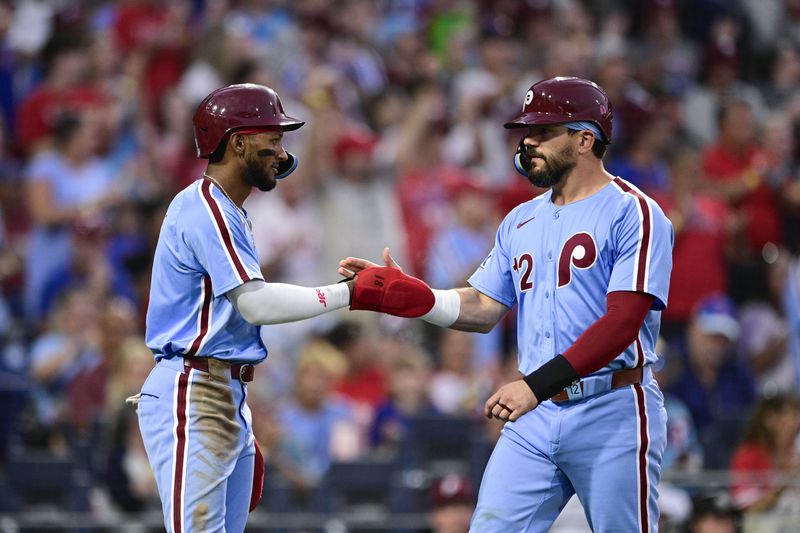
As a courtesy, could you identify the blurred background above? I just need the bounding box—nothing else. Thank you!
[0,0,798,532]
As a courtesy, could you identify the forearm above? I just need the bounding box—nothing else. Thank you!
[523,291,653,402]
[32,344,80,383]
[425,287,508,333]
[561,291,653,375]
[229,280,352,325]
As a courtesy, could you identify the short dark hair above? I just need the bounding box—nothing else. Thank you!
[207,138,228,163]
[325,321,363,350]
[715,98,750,128]
[53,113,82,149]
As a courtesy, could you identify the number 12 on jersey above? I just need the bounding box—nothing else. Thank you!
[512,253,534,292]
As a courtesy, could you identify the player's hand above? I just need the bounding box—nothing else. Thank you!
[339,247,401,278]
[484,380,539,422]
[350,266,434,317]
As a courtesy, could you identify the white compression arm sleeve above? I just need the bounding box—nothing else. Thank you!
[228,280,350,325]
[421,289,461,327]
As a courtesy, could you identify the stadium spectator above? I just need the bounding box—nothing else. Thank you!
[426,178,502,371]
[316,127,407,275]
[28,287,101,452]
[665,293,756,468]
[268,341,359,508]
[605,115,673,196]
[730,393,800,529]
[686,491,739,533]
[23,112,120,324]
[15,32,107,154]
[701,99,782,265]
[326,321,387,414]
[68,296,139,436]
[425,474,476,533]
[429,329,488,417]
[737,250,798,395]
[654,145,732,340]
[104,337,156,513]
[40,213,135,319]
[369,347,435,452]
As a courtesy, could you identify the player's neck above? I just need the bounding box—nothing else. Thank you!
[550,163,612,206]
[203,165,250,208]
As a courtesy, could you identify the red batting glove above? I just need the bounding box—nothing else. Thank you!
[350,266,435,318]
[249,439,265,512]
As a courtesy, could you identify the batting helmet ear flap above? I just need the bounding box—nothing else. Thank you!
[514,137,532,177]
[276,152,298,179]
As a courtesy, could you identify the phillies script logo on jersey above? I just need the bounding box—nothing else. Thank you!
[512,232,598,291]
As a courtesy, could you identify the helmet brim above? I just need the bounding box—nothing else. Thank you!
[280,117,305,131]
[504,111,577,129]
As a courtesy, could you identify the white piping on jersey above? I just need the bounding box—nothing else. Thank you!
[609,178,653,295]
[185,275,212,357]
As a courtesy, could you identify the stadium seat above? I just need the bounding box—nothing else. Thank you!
[322,458,399,517]
[397,415,476,474]
[4,453,90,512]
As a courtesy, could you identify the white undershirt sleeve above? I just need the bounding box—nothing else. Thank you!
[227,279,351,325]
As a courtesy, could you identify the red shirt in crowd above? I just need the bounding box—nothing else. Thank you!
[335,366,387,409]
[113,3,187,123]
[395,164,471,277]
[730,442,775,509]
[701,143,783,253]
[16,85,106,151]
[652,192,730,323]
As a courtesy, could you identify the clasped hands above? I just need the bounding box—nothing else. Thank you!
[339,248,540,422]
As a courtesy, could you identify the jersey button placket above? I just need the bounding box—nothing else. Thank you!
[543,218,558,354]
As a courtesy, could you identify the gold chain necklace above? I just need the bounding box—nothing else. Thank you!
[203,173,250,227]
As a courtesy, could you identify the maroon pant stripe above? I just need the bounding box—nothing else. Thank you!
[634,383,649,532]
[172,371,190,533]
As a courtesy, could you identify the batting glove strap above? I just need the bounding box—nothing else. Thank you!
[523,354,581,402]
[421,289,461,327]
[350,266,435,318]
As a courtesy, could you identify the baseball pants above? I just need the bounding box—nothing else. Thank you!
[137,356,256,533]
[471,372,667,532]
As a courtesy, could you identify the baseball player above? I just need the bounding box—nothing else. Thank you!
[135,84,356,532]
[340,77,674,531]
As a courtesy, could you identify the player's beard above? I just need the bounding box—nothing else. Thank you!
[242,154,276,192]
[527,145,576,189]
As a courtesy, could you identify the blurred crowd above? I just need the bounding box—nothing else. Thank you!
[0,0,799,531]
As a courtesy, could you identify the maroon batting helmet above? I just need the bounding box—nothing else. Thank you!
[504,77,613,143]
[192,83,305,158]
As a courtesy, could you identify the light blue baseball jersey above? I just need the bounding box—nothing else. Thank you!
[469,177,674,376]
[146,179,267,363]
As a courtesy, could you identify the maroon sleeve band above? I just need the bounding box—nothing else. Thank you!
[562,291,654,376]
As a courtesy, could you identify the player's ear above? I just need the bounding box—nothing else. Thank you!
[230,133,247,157]
[578,131,595,154]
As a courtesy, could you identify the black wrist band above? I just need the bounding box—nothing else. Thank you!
[523,354,580,401]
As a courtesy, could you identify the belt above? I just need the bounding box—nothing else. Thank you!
[183,355,255,383]
[551,367,643,402]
